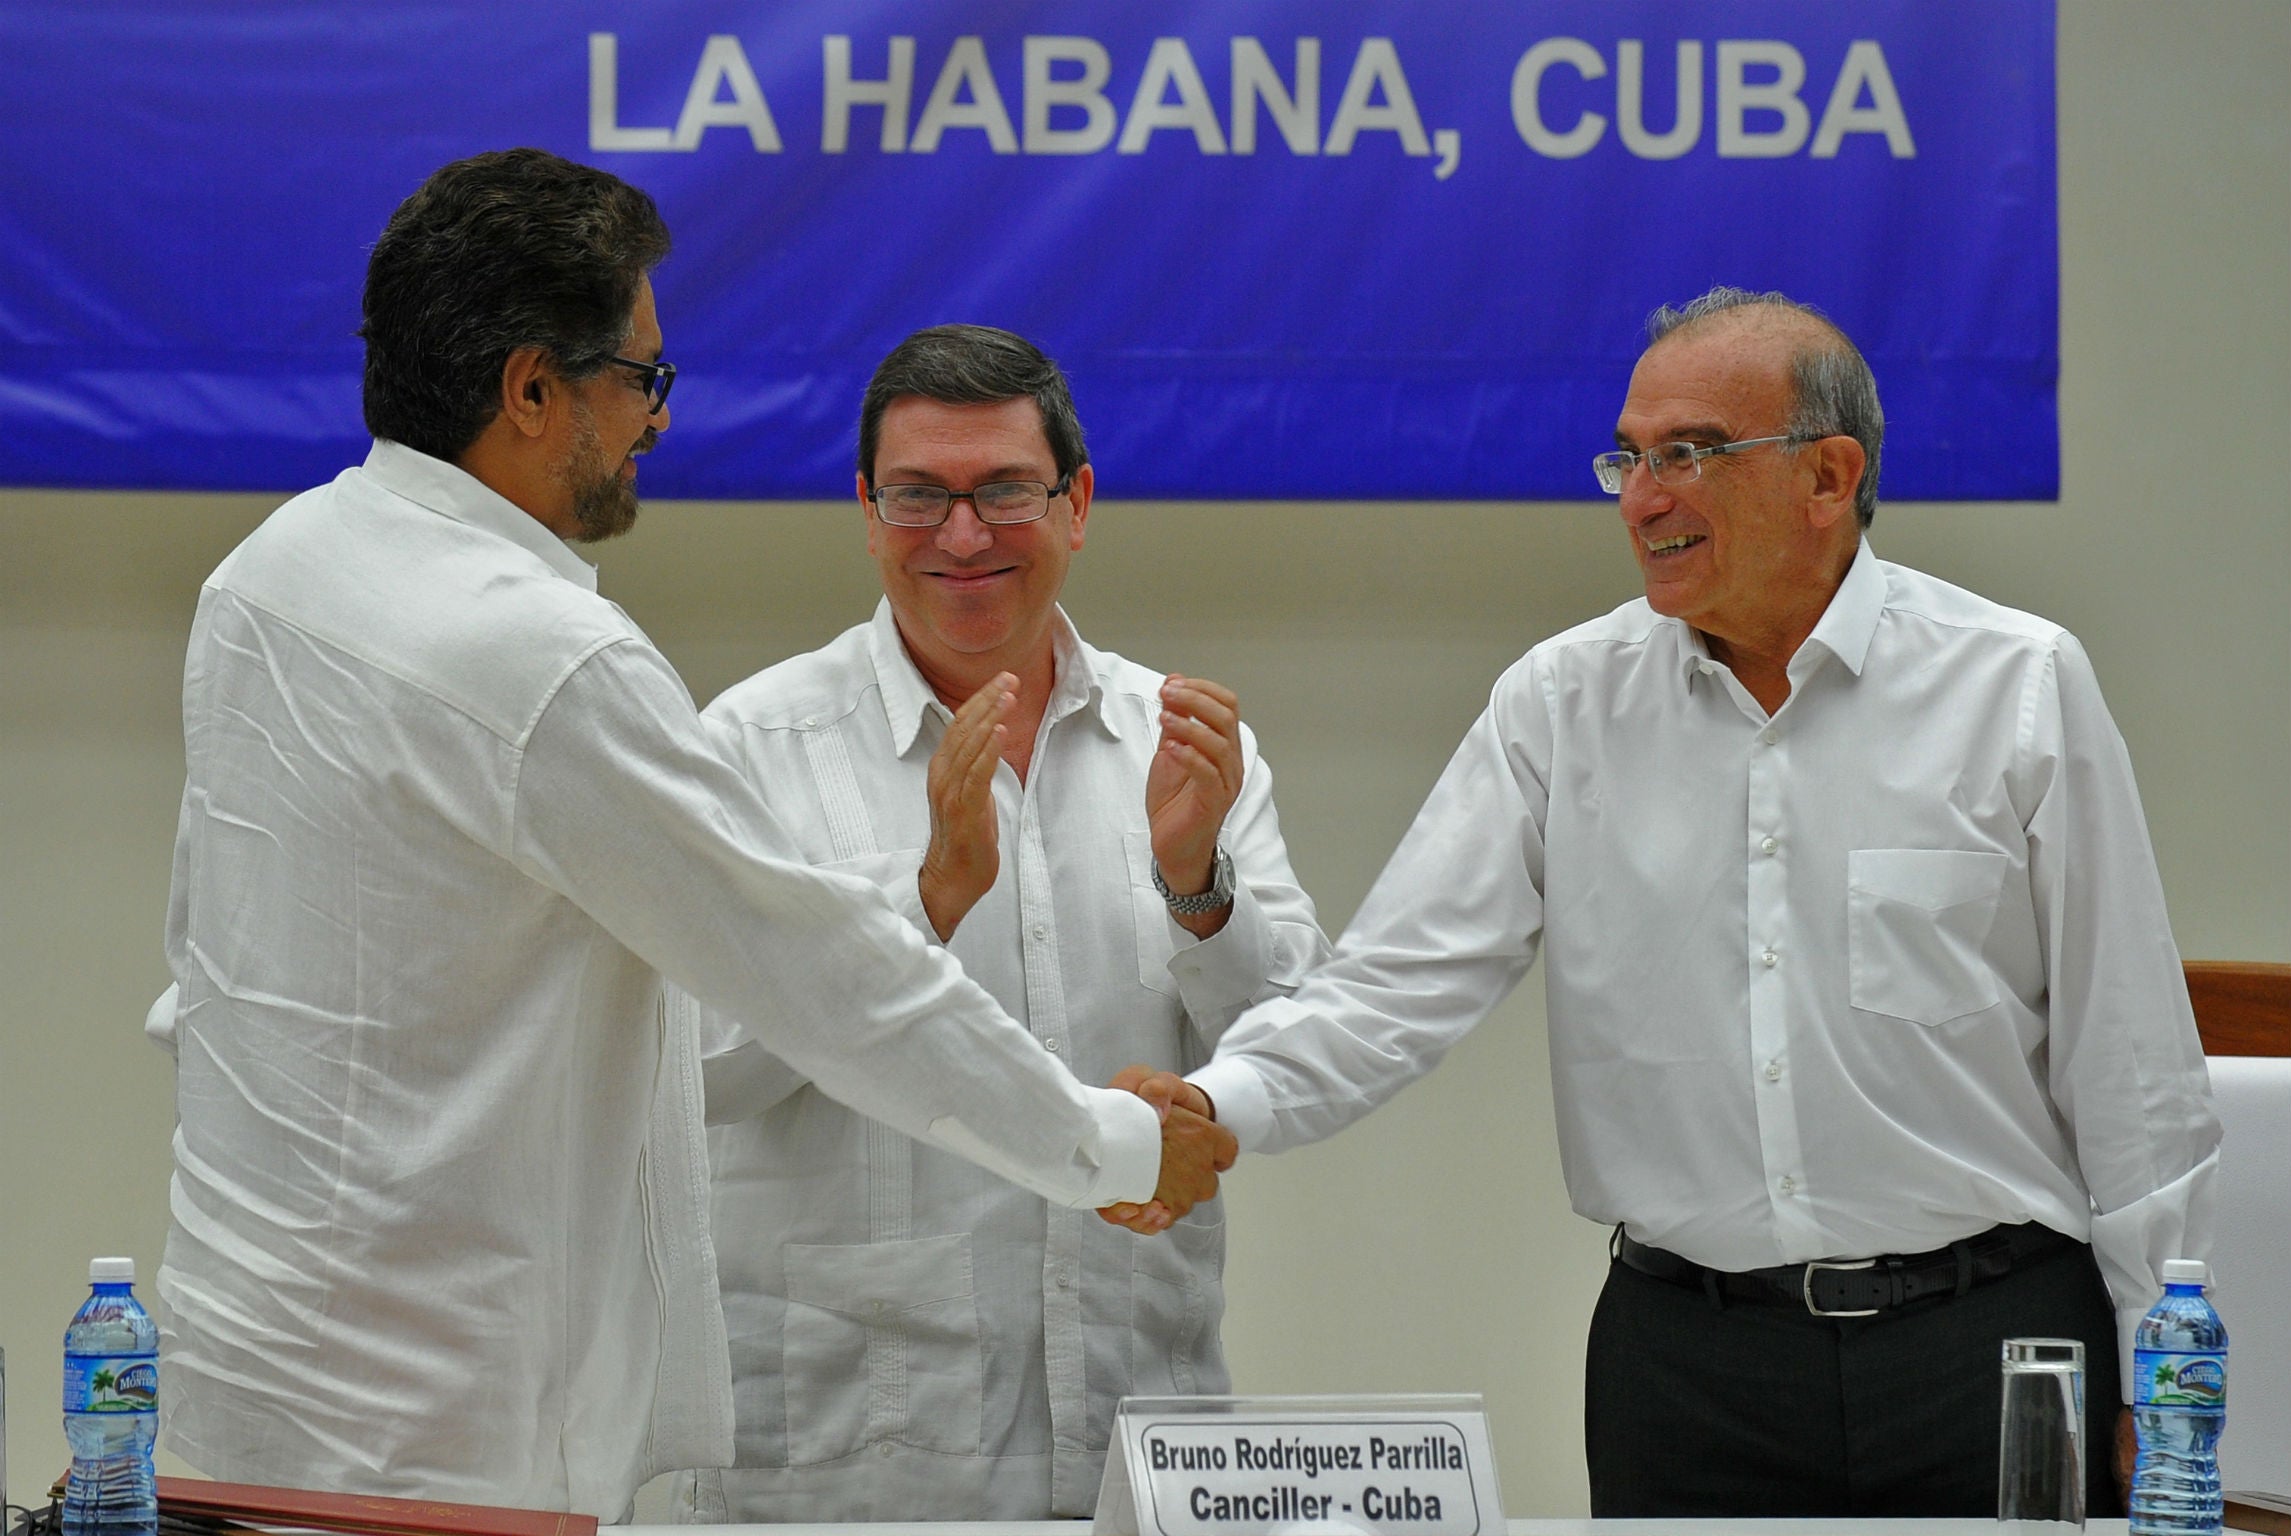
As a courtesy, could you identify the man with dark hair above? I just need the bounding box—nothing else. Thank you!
[1170,287,2220,1516]
[671,324,1327,1521]
[148,156,1228,1517]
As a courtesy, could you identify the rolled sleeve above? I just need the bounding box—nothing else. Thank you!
[2023,635,2223,1398]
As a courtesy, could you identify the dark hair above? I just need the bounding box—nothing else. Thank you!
[1645,285,1885,527]
[361,148,670,461]
[857,325,1088,484]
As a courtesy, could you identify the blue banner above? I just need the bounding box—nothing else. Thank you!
[0,2,2054,500]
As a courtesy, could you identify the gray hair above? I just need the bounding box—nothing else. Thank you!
[858,324,1088,485]
[1646,286,1884,527]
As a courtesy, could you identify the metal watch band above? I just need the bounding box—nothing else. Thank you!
[1152,846,1234,914]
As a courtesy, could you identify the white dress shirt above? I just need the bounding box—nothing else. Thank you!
[1194,542,2220,1382]
[150,442,1161,1517]
[674,602,1328,1521]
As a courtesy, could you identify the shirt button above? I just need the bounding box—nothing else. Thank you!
[877,1442,894,1458]
[1764,1060,1782,1082]
[1044,1037,1061,1054]
[1056,1269,1074,1290]
[1760,836,1778,855]
[1761,949,1779,968]
[1761,727,1778,745]
[1780,1175,1798,1195]
[1031,923,1048,941]
[800,716,818,729]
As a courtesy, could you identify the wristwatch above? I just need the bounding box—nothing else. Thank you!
[1152,847,1235,915]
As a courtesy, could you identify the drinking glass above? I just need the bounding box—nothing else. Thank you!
[1998,1336,2085,1528]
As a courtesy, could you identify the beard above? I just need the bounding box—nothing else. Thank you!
[561,404,648,544]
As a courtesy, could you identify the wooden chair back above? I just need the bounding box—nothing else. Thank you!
[2184,960,2291,1057]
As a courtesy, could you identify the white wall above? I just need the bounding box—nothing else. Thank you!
[2,3,2285,1516]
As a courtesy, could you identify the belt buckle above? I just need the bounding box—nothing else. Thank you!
[1802,1257,1880,1317]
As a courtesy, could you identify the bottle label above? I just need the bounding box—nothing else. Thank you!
[63,1356,157,1413]
[2133,1348,2225,1409]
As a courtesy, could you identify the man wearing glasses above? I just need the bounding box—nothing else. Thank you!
[148,159,1231,1518]
[671,325,1327,1522]
[1178,286,2218,1517]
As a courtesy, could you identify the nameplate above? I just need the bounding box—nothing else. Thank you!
[1093,1394,1504,1536]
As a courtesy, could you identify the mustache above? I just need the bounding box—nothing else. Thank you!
[631,427,661,457]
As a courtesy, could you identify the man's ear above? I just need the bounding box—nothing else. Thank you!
[1804,435,1867,532]
[1064,462,1094,552]
[858,471,883,557]
[498,347,555,440]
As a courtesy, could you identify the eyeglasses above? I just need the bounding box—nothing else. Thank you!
[607,355,676,413]
[1592,434,1801,494]
[867,473,1074,528]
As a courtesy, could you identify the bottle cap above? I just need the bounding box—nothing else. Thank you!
[89,1257,135,1284]
[2161,1258,2208,1286]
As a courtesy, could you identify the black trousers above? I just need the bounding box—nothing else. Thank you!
[1584,1235,2123,1517]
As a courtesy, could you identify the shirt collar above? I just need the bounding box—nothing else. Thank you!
[359,439,599,592]
[1796,536,1882,680]
[1669,536,1882,684]
[867,598,1111,756]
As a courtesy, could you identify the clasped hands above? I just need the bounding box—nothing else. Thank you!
[1098,1064,1234,1235]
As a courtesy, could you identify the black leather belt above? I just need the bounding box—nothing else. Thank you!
[1614,1222,2073,1317]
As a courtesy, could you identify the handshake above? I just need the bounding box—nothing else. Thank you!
[1098,1064,1236,1236]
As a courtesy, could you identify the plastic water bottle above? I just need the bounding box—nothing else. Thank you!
[62,1258,158,1536]
[2130,1257,2228,1536]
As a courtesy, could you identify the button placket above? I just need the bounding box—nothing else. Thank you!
[1043,1207,1086,1458]
[1744,718,1814,1244]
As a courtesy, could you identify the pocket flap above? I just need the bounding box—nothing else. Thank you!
[783,1232,974,1315]
[1848,848,2009,911]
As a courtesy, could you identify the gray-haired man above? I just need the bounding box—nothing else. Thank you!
[1176,287,2219,1517]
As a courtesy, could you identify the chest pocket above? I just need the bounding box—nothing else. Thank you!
[1122,829,1182,998]
[780,1234,984,1464]
[1847,848,2009,1027]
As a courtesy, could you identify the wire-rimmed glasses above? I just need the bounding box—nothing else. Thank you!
[1592,434,1800,494]
[868,473,1075,527]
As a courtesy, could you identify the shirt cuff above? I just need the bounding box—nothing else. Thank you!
[1188,1056,1274,1154]
[2090,1149,2220,1402]
[1085,1084,1165,1205]
[144,983,180,1058]
[1166,882,1276,1023]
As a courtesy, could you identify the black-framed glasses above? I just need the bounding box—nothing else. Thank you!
[1591,434,1802,494]
[607,355,676,413]
[867,473,1074,527]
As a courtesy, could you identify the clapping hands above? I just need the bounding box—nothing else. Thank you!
[918,672,1015,940]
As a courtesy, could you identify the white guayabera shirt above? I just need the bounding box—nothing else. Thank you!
[674,602,1329,1521]
[1194,540,2221,1385]
[148,442,1160,1518]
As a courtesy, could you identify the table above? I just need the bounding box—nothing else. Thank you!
[627,1521,2132,1535]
